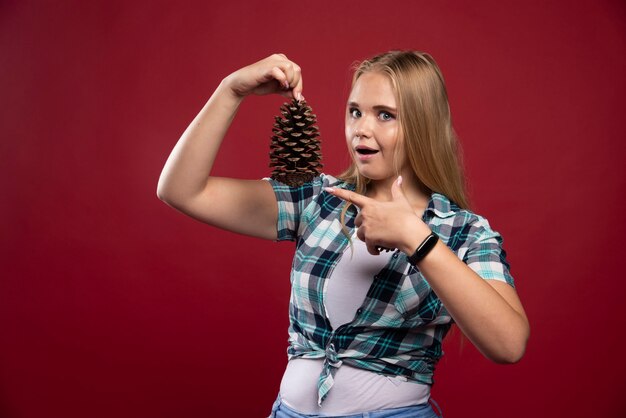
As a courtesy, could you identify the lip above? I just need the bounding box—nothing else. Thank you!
[354,145,379,161]
[355,145,378,151]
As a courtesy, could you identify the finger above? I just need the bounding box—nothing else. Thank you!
[276,60,297,90]
[282,61,296,88]
[281,63,303,100]
[292,64,304,101]
[289,63,301,88]
[366,241,380,256]
[356,227,365,241]
[391,176,408,202]
[324,187,370,208]
[266,66,289,90]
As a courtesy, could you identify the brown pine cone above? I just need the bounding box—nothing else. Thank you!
[269,98,323,186]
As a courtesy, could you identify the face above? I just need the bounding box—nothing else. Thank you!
[345,71,406,183]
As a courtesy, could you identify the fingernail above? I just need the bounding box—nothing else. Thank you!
[324,187,335,193]
[283,81,290,89]
[297,92,304,101]
[397,176,403,185]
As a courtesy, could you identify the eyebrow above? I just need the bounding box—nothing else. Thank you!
[348,101,397,113]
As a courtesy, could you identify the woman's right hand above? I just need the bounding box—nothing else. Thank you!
[158,53,303,240]
[223,53,303,101]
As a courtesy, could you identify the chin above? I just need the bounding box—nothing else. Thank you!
[355,167,389,182]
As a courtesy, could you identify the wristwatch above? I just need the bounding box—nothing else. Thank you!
[407,233,439,265]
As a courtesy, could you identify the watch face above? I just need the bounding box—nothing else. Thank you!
[409,233,438,265]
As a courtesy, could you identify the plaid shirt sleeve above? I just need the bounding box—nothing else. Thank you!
[264,175,328,242]
[462,216,515,287]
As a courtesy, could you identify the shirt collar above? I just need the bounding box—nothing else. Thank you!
[425,192,458,219]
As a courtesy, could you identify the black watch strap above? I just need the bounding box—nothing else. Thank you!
[407,233,439,265]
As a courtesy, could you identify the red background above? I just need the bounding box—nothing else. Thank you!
[1,1,625,417]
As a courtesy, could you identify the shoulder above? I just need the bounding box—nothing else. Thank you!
[320,173,355,190]
[264,173,354,208]
[429,193,514,285]
[264,173,353,194]
[427,192,503,245]
[306,173,353,190]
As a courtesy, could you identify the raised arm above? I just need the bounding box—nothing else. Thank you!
[157,54,303,239]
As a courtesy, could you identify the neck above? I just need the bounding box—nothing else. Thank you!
[366,172,430,210]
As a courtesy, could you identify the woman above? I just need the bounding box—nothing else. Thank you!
[157,51,530,417]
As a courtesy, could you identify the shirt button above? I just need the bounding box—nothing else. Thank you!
[356,308,363,315]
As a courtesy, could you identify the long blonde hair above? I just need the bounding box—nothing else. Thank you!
[338,51,469,215]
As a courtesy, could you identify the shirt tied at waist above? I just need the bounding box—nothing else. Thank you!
[317,342,343,406]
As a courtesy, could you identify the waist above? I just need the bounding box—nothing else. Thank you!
[279,358,431,415]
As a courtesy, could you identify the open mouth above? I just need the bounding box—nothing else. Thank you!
[356,147,379,155]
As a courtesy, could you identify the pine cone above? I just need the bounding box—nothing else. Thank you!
[269,98,323,187]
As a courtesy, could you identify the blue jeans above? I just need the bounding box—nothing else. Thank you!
[268,396,443,418]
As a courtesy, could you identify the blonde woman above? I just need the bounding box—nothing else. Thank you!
[157,51,529,417]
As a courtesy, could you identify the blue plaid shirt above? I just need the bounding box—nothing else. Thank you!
[267,174,514,405]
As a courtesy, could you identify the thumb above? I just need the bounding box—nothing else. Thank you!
[391,176,406,201]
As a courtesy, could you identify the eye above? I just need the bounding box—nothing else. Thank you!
[349,108,361,118]
[379,111,395,121]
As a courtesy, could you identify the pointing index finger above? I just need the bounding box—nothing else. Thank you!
[324,187,370,208]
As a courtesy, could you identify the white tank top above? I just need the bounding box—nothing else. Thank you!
[279,230,431,414]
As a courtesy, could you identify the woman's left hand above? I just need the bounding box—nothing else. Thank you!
[325,176,431,255]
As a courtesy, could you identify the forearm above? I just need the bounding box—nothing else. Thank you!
[325,170,530,363]
[157,79,243,205]
[409,237,529,363]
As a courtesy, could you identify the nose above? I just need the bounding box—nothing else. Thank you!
[353,114,374,139]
